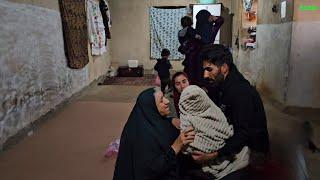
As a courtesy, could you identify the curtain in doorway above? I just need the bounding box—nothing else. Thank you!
[150,7,187,60]
[59,0,89,69]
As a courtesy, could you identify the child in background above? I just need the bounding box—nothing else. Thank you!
[154,49,173,93]
[178,16,201,54]
[178,16,201,83]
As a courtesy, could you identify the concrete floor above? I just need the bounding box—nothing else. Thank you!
[0,84,319,180]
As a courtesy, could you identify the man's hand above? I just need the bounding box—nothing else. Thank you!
[192,151,218,164]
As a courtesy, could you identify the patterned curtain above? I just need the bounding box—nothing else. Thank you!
[59,0,89,69]
[150,7,187,60]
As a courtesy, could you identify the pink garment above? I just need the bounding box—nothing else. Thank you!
[104,139,120,158]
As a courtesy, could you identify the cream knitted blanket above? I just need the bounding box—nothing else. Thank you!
[179,85,234,152]
[179,85,249,179]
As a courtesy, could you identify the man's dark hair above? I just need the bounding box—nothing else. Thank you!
[201,44,233,67]
[181,16,193,28]
[161,48,170,57]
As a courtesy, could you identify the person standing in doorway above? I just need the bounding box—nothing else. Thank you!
[196,9,224,45]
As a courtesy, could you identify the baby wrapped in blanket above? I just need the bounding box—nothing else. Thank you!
[179,85,249,179]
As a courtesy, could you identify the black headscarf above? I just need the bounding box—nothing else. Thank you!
[196,10,213,44]
[113,88,180,180]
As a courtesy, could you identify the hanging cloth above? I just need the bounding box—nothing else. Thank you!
[99,0,111,42]
[149,7,187,60]
[243,0,253,12]
[87,0,106,55]
[102,0,112,28]
[59,0,89,69]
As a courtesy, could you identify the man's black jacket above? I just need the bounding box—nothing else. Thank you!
[217,65,270,157]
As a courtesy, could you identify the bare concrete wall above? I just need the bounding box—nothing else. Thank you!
[109,0,231,70]
[257,0,294,24]
[0,1,111,147]
[286,0,320,108]
[234,0,319,108]
[7,0,111,82]
[230,0,241,64]
[233,0,294,105]
[251,23,292,103]
[9,0,60,10]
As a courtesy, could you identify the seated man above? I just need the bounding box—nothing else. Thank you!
[192,44,270,179]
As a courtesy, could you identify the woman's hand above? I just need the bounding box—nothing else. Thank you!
[192,151,218,164]
[171,126,195,154]
[208,15,218,22]
[171,118,181,129]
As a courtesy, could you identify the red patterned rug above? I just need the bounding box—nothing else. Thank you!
[99,74,156,86]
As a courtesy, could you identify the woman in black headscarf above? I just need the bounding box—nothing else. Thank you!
[191,10,224,90]
[113,88,195,180]
[196,9,224,45]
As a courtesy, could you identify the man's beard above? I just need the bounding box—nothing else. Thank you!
[204,71,224,86]
[215,72,225,84]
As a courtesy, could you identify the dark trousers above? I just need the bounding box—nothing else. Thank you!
[220,167,249,180]
[180,154,249,180]
[160,77,171,93]
[182,167,249,180]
